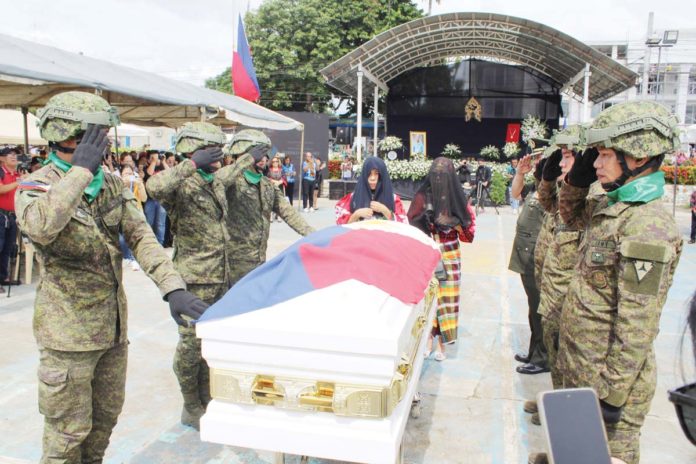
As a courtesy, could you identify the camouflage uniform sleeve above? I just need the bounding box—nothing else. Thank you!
[215,153,254,188]
[537,179,559,214]
[597,226,681,407]
[275,186,314,236]
[558,181,591,230]
[15,167,93,245]
[145,159,196,204]
[121,186,186,297]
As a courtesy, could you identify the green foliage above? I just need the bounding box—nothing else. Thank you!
[489,171,507,205]
[205,0,423,112]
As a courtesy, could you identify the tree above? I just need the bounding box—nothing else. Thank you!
[205,0,423,112]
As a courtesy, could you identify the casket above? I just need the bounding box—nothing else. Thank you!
[196,220,441,464]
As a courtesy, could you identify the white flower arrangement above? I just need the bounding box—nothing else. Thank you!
[378,136,403,152]
[521,115,548,143]
[480,145,500,161]
[503,142,521,158]
[441,143,462,159]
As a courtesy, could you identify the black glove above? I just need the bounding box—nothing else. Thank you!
[542,149,563,181]
[72,124,109,174]
[191,147,223,171]
[533,158,547,181]
[599,399,622,425]
[166,289,209,327]
[567,148,599,188]
[249,144,270,164]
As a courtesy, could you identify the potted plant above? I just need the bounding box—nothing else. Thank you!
[441,143,462,160]
[480,145,500,161]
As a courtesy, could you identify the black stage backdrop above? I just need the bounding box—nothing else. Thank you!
[387,59,561,158]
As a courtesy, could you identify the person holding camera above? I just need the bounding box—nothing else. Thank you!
[0,147,24,291]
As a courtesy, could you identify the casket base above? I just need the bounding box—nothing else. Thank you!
[200,318,428,464]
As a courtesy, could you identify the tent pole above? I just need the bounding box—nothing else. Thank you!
[373,87,378,157]
[582,63,592,123]
[298,126,305,211]
[113,124,119,155]
[21,107,29,155]
[356,70,363,163]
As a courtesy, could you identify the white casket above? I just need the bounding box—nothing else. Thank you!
[196,221,441,464]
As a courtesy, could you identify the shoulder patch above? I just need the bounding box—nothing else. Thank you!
[620,241,671,263]
[620,241,672,296]
[18,181,50,193]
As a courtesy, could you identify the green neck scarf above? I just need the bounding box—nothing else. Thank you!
[606,171,665,206]
[243,169,262,185]
[49,151,104,203]
[197,169,214,183]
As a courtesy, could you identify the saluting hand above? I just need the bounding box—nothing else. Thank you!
[72,124,109,174]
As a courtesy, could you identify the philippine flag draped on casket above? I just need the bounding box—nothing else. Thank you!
[199,221,440,324]
[197,220,442,464]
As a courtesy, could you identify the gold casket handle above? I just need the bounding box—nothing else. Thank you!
[298,382,335,412]
[251,375,285,405]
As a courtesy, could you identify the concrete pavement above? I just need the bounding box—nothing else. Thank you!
[1,198,695,463]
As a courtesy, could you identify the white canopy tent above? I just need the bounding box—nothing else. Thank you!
[0,109,46,145]
[0,32,303,152]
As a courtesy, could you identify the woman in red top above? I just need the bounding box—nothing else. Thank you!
[408,157,476,361]
[335,156,407,225]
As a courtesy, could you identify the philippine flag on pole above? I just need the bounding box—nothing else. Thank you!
[231,14,260,102]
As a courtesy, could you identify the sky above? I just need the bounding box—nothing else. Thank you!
[2,0,695,86]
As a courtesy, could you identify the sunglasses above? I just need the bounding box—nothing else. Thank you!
[669,382,696,446]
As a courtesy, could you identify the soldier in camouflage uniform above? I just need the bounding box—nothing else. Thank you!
[146,122,254,430]
[524,127,586,432]
[552,101,682,464]
[535,127,585,388]
[15,91,207,463]
[508,155,549,375]
[225,130,314,285]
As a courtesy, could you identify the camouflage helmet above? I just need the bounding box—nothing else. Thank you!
[543,124,585,157]
[174,122,226,154]
[226,129,271,156]
[37,91,120,142]
[585,101,680,159]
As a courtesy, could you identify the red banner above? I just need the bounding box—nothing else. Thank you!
[506,123,521,143]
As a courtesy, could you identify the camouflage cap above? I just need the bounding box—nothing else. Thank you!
[174,122,226,154]
[226,129,271,156]
[37,91,120,142]
[586,101,680,159]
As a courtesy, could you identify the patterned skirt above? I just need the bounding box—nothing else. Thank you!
[432,230,461,343]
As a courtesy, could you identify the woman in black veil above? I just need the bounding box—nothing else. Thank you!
[408,157,476,360]
[335,156,407,224]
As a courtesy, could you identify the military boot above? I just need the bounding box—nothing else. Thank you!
[181,392,205,430]
[528,452,548,464]
[531,412,541,426]
[523,400,538,414]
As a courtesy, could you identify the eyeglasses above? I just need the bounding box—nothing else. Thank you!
[668,382,696,446]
